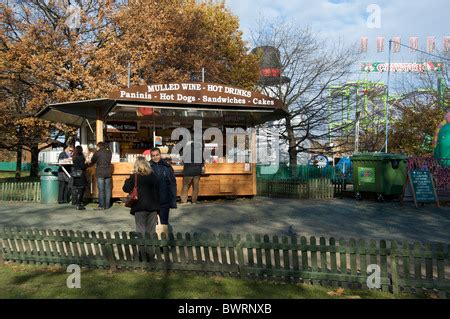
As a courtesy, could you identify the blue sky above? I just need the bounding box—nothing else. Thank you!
[226,0,450,85]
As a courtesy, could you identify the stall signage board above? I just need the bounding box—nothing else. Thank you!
[361,62,444,73]
[106,121,138,133]
[154,136,163,146]
[109,83,284,109]
[401,169,440,208]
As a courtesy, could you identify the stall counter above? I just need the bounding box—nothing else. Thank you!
[86,162,256,199]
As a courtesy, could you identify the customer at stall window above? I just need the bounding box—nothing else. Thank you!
[57,146,73,204]
[180,141,204,204]
[86,144,96,164]
[123,157,160,236]
[90,142,112,210]
[71,146,88,210]
[149,147,177,225]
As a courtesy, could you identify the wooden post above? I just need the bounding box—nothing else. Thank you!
[236,235,245,279]
[430,174,440,208]
[0,232,4,263]
[102,232,117,271]
[81,121,88,152]
[250,129,257,195]
[96,108,104,144]
[391,241,400,294]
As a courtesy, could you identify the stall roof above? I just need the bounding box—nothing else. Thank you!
[36,83,288,127]
[36,98,116,126]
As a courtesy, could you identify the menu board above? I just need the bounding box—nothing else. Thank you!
[401,169,440,208]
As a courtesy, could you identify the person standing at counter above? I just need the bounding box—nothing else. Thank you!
[180,141,204,204]
[57,146,73,204]
[149,147,177,226]
[71,146,87,210]
[90,142,112,210]
[86,144,96,164]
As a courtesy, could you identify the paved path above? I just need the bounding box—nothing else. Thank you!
[0,197,449,244]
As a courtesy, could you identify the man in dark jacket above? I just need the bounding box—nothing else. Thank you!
[57,146,73,204]
[90,142,112,210]
[180,141,204,204]
[149,147,177,225]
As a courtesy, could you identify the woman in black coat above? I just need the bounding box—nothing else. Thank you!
[71,146,87,210]
[123,156,160,236]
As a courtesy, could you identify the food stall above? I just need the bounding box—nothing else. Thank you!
[37,82,286,199]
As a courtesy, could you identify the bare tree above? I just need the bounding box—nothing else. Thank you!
[251,20,360,168]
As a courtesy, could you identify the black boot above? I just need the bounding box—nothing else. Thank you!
[75,187,86,210]
[70,186,76,205]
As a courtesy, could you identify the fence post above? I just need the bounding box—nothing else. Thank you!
[0,230,4,263]
[235,235,245,279]
[306,180,310,199]
[436,243,446,299]
[391,241,400,294]
[102,232,117,271]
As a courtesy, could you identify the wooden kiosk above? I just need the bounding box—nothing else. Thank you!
[37,83,286,199]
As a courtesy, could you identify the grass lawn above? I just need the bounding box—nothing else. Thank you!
[0,262,430,299]
[0,171,39,182]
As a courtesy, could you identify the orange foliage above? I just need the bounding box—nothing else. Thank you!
[0,0,258,155]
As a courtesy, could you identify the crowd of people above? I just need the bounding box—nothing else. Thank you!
[57,142,112,211]
[57,142,204,239]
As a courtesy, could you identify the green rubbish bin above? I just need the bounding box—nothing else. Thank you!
[40,166,59,204]
[351,153,408,201]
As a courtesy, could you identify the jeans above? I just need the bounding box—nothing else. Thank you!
[97,177,112,209]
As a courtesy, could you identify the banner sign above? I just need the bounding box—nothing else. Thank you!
[359,36,450,52]
[444,36,450,52]
[376,37,385,52]
[109,83,283,109]
[409,37,419,51]
[361,62,444,73]
[427,37,436,53]
[360,37,368,52]
[392,37,401,53]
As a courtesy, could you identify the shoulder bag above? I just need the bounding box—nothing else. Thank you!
[124,174,139,208]
[71,169,83,178]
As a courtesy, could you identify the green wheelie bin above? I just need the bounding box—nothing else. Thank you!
[40,166,59,204]
[351,153,408,201]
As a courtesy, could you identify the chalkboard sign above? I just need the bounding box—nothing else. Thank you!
[401,169,440,208]
[410,170,436,202]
